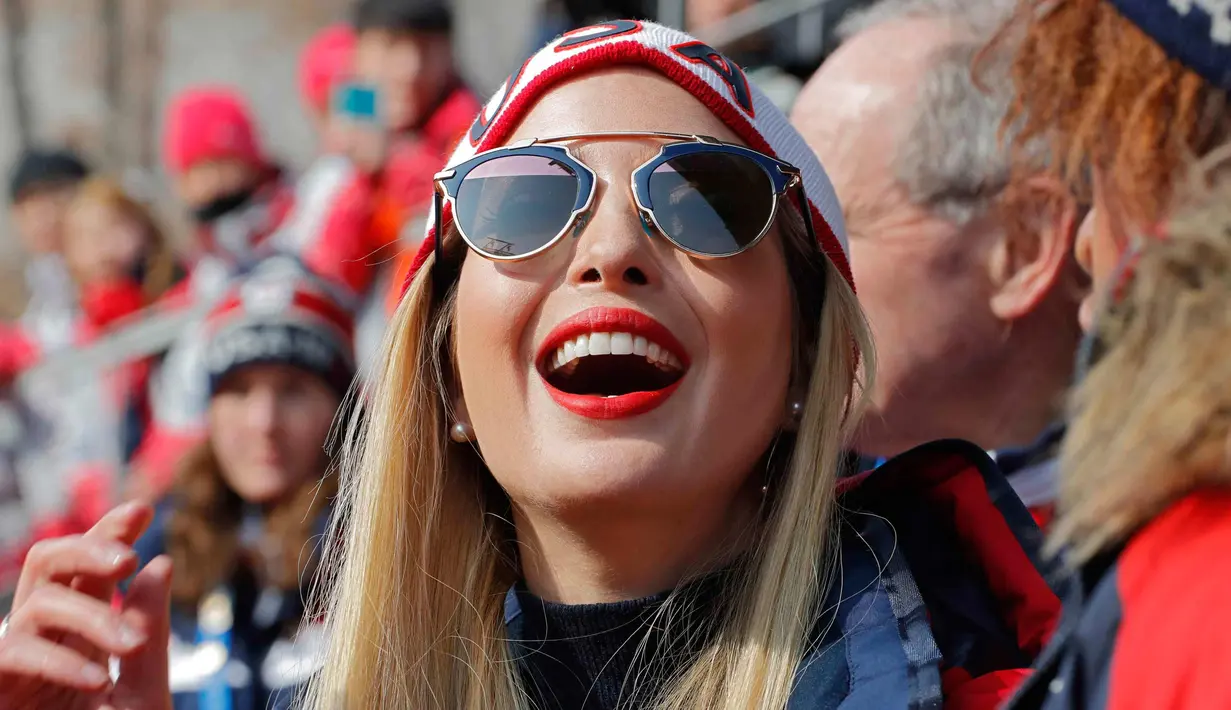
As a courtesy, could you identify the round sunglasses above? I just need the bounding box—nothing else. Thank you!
[431,131,817,266]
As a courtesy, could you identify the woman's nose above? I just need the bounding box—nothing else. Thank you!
[566,188,660,291]
[246,386,279,433]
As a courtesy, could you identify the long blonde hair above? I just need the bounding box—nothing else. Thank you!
[1053,150,1231,563]
[302,207,874,709]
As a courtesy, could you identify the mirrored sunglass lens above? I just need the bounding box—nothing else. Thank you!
[647,152,775,256]
[454,154,581,258]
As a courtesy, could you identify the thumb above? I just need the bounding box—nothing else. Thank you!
[113,555,172,710]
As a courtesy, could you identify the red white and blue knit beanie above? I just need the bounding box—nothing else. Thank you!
[204,267,356,398]
[405,20,852,294]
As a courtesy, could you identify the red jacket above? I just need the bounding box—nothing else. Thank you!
[1006,489,1231,710]
[293,87,480,298]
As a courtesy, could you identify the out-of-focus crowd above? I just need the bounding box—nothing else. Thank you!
[0,0,478,593]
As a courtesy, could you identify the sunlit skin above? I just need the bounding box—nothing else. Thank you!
[208,363,339,506]
[451,69,796,603]
[63,200,148,286]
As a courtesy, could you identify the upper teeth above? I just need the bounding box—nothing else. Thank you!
[548,332,684,373]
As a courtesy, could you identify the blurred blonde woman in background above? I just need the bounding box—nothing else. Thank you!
[64,178,180,315]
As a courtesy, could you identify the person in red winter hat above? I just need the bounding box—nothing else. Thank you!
[300,24,357,121]
[161,86,294,272]
[0,21,1060,709]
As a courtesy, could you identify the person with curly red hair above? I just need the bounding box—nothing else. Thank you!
[992,2,1231,708]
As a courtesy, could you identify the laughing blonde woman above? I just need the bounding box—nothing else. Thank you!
[0,22,1058,710]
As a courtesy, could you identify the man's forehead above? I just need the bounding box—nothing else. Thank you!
[792,18,963,218]
[795,17,959,124]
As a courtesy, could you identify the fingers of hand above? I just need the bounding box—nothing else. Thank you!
[115,556,173,703]
[83,502,154,550]
[76,502,155,603]
[9,584,148,656]
[0,630,110,691]
[14,536,138,608]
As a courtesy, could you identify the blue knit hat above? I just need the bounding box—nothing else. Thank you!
[1108,0,1231,89]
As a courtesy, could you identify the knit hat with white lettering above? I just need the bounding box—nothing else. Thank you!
[1108,0,1231,89]
[401,19,851,297]
[204,269,355,398]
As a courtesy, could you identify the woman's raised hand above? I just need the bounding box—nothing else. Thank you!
[0,502,172,710]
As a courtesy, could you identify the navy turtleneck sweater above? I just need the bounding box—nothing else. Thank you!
[506,572,728,710]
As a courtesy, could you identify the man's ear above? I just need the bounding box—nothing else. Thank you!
[987,175,1079,320]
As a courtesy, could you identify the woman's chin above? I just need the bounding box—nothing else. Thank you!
[223,467,296,505]
[506,445,694,509]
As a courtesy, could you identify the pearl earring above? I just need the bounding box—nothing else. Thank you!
[789,400,804,422]
[450,422,475,443]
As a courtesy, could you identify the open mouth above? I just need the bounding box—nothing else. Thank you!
[536,308,691,419]
[542,332,686,396]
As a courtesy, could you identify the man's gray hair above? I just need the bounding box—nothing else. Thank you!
[836,0,1031,225]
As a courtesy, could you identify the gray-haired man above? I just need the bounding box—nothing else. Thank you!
[792,0,1084,518]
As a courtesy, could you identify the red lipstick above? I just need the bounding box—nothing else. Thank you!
[537,307,690,420]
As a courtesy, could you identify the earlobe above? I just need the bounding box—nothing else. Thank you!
[988,175,1079,320]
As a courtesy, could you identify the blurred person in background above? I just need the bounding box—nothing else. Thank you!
[791,0,1084,524]
[287,0,478,361]
[4,149,91,361]
[985,0,1231,706]
[351,0,461,140]
[61,178,182,459]
[161,86,295,303]
[345,0,478,296]
[0,268,352,710]
[63,178,181,337]
[0,178,182,609]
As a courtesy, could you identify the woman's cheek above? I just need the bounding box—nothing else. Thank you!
[453,261,546,414]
